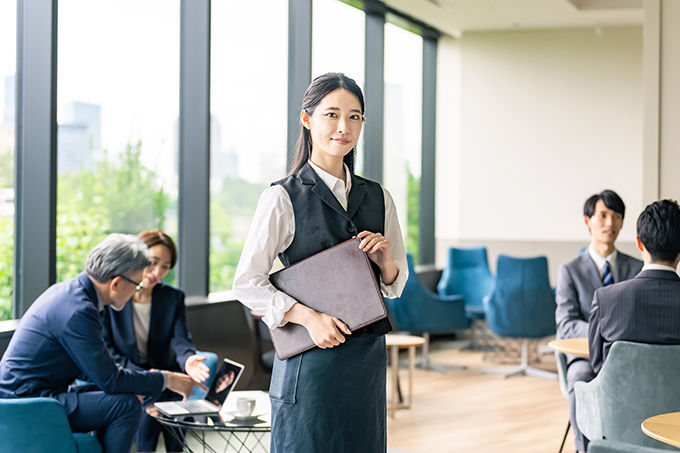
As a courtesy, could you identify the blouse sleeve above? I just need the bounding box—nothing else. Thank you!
[232,185,298,329]
[380,187,408,298]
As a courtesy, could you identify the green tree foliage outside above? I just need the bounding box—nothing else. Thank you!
[0,217,13,320]
[0,147,13,320]
[406,168,420,265]
[210,177,267,293]
[56,141,170,283]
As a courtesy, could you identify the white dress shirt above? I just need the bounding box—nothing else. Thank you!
[641,263,679,273]
[233,162,408,329]
[588,245,618,282]
[132,301,152,364]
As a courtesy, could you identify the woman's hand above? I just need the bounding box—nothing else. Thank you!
[283,303,351,349]
[185,355,211,383]
[357,231,398,285]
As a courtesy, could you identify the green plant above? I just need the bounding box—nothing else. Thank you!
[56,141,170,282]
[0,217,13,321]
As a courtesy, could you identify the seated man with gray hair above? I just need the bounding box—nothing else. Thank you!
[0,234,206,453]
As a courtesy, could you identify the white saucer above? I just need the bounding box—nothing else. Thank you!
[224,410,268,420]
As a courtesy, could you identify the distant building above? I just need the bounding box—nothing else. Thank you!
[58,124,90,173]
[3,75,15,126]
[64,101,101,150]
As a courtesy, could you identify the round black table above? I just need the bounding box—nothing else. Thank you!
[148,390,271,453]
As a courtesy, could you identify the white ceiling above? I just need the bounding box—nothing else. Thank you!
[381,0,644,37]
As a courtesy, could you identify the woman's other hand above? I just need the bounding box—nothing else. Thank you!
[185,354,211,383]
[357,231,398,285]
[283,303,351,349]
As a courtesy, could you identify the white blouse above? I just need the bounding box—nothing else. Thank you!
[232,162,408,329]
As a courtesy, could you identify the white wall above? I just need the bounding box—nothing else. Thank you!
[435,26,644,282]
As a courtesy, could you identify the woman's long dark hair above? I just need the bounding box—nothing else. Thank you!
[289,72,365,175]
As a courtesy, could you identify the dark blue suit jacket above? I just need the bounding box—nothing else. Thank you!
[0,273,164,415]
[101,282,195,373]
[589,269,680,374]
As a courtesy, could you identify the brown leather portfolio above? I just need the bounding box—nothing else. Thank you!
[268,237,387,360]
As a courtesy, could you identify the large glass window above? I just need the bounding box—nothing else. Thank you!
[0,1,16,320]
[57,1,180,283]
[209,1,289,294]
[383,23,422,262]
[312,0,366,175]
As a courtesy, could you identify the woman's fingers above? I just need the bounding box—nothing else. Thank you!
[333,316,352,335]
[308,313,346,349]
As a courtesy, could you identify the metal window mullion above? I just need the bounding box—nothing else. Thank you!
[287,0,313,170]
[363,10,385,184]
[419,37,436,265]
[14,0,58,317]
[178,0,210,297]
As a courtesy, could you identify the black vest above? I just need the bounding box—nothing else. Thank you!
[273,162,392,336]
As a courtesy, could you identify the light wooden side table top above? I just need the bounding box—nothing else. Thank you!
[548,338,589,357]
[642,412,680,448]
[385,334,426,347]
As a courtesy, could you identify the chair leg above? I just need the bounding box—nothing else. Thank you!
[416,333,467,373]
[481,339,557,380]
[559,419,571,453]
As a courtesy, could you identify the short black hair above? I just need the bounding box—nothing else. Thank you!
[584,190,626,219]
[636,199,680,263]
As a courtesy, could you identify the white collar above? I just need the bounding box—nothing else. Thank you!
[307,160,352,194]
[588,245,617,271]
[642,263,678,273]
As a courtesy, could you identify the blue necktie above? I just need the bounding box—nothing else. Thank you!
[602,261,613,286]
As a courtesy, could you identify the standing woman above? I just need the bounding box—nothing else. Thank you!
[102,229,211,453]
[233,72,408,452]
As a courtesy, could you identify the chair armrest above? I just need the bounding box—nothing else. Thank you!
[575,378,604,441]
[588,440,669,453]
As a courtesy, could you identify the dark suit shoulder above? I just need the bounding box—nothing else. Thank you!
[152,282,185,305]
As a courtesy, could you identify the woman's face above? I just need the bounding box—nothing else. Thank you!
[304,88,363,163]
[143,244,172,290]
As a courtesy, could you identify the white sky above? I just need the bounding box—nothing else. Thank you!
[0,0,17,121]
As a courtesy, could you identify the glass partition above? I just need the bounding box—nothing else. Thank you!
[383,22,422,262]
[57,0,180,283]
[312,0,366,175]
[209,0,289,293]
[0,0,16,320]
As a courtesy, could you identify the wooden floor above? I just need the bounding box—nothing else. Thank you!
[386,341,575,453]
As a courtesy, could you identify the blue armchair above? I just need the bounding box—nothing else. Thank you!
[386,253,472,372]
[481,255,557,379]
[189,350,219,400]
[437,246,494,317]
[0,397,102,453]
[437,246,495,349]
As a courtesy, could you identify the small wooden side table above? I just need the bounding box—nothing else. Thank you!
[642,412,680,448]
[385,334,426,418]
[548,338,589,357]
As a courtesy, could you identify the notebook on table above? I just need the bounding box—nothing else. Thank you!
[154,358,244,418]
[268,237,388,360]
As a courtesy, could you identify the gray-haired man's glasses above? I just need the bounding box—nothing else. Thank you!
[117,275,145,292]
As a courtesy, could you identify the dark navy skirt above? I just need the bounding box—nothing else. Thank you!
[269,330,387,453]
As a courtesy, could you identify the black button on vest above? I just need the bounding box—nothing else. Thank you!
[273,162,392,336]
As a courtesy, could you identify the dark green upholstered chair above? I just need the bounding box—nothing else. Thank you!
[575,341,680,450]
[0,397,102,453]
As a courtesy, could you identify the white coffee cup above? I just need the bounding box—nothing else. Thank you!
[235,397,256,417]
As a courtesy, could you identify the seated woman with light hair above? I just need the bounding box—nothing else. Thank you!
[101,229,210,453]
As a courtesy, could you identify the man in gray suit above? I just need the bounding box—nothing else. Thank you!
[556,190,643,452]
[590,199,680,373]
